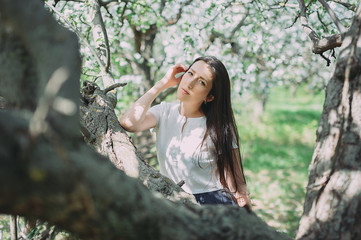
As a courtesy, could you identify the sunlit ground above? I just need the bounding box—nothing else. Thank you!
[235,86,324,238]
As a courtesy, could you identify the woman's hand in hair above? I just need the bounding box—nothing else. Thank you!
[159,63,187,90]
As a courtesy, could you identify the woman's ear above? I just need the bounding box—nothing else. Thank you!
[206,95,214,103]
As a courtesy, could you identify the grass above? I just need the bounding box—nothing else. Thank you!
[234,86,324,238]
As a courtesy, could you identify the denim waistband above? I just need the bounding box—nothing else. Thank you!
[193,189,237,205]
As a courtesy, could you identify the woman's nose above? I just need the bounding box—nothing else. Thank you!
[187,79,196,89]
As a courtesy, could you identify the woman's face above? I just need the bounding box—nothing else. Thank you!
[177,60,214,105]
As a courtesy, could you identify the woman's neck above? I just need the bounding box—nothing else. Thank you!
[179,102,204,118]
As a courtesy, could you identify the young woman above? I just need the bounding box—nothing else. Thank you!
[119,56,251,209]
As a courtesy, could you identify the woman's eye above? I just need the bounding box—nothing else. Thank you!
[188,71,193,76]
[200,80,206,86]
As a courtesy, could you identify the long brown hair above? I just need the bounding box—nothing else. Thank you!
[190,56,246,193]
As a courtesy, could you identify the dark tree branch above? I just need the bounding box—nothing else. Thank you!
[0,110,290,240]
[318,0,347,33]
[103,82,127,94]
[317,10,329,31]
[119,1,128,28]
[297,0,344,55]
[287,0,314,29]
[98,0,122,6]
[286,14,300,29]
[320,52,332,66]
[159,0,167,15]
[312,33,343,54]
[55,0,128,7]
[326,0,357,12]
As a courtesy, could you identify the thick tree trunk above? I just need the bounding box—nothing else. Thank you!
[296,4,361,240]
[0,109,290,240]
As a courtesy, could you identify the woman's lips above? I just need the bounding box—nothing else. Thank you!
[181,88,190,95]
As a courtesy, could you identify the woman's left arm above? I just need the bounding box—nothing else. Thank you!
[226,149,252,210]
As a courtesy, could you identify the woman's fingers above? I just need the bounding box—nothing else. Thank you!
[159,63,188,89]
[236,194,252,211]
[174,63,188,72]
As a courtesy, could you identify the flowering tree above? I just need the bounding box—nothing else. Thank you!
[0,0,360,239]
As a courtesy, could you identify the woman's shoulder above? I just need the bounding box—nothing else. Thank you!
[159,101,179,112]
[151,101,179,118]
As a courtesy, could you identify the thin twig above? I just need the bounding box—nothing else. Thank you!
[286,14,299,29]
[320,52,331,66]
[316,10,329,32]
[104,83,127,94]
[119,1,128,28]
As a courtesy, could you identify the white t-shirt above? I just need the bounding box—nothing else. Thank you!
[149,101,224,194]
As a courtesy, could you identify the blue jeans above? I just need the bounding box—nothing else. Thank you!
[193,189,237,205]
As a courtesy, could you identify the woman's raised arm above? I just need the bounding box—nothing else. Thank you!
[119,64,187,132]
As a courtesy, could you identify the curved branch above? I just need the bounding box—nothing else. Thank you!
[103,82,127,94]
[312,33,343,54]
[297,0,344,55]
[318,0,347,33]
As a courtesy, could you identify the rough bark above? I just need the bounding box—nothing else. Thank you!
[0,0,290,239]
[296,3,361,240]
[79,80,197,206]
[0,109,291,240]
[0,0,81,139]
